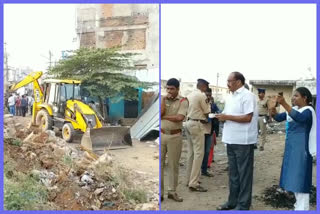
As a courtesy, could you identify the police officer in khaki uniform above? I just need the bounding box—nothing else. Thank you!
[185,79,210,192]
[257,88,269,151]
[161,78,188,202]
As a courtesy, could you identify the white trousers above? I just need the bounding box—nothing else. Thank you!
[294,193,309,210]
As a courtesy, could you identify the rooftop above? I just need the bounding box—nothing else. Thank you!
[249,80,296,86]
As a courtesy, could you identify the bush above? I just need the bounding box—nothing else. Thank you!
[123,189,148,203]
[4,162,49,210]
[63,154,73,167]
[115,167,148,203]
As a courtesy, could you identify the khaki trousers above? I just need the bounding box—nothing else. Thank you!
[161,133,183,196]
[258,116,267,147]
[185,120,205,188]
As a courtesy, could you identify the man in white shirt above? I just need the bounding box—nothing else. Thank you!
[8,94,16,115]
[216,72,258,210]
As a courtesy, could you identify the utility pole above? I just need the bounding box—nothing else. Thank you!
[216,72,219,98]
[49,50,53,69]
[41,50,53,70]
[4,42,9,82]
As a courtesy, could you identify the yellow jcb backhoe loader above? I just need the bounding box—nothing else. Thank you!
[9,71,132,151]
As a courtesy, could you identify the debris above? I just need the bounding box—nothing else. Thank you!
[33,132,49,144]
[94,188,105,196]
[31,169,56,187]
[15,123,23,130]
[3,115,158,210]
[81,174,94,185]
[103,201,115,207]
[23,132,35,143]
[260,185,303,209]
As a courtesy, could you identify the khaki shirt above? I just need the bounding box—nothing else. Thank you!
[203,101,212,134]
[187,89,210,120]
[258,98,268,115]
[161,95,188,130]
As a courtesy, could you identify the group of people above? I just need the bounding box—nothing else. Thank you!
[161,71,316,210]
[7,93,34,117]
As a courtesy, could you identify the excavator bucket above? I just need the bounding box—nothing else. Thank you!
[81,126,132,152]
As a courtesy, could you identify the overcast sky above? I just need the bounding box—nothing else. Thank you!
[161,4,316,88]
[4,4,77,71]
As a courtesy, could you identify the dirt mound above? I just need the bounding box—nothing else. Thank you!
[259,185,316,209]
[3,115,159,210]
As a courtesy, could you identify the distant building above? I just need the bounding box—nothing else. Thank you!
[76,4,158,77]
[250,79,317,111]
[296,79,317,109]
[76,4,159,120]
[250,80,296,112]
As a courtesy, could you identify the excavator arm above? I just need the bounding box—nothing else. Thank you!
[9,71,44,124]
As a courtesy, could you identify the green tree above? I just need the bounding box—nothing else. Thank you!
[48,48,154,119]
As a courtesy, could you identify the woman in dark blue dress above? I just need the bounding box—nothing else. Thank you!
[270,87,316,210]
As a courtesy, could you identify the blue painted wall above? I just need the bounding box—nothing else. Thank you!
[107,88,143,118]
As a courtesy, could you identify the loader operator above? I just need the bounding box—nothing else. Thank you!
[161,78,188,202]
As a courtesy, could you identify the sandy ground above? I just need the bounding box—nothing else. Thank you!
[15,115,159,177]
[161,133,317,211]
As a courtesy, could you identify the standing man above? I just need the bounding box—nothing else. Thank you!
[211,97,221,137]
[20,95,28,117]
[257,88,269,151]
[15,95,21,116]
[201,88,214,177]
[216,72,258,210]
[185,79,210,192]
[8,94,16,115]
[161,78,188,202]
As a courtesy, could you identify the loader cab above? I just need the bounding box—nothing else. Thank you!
[43,80,81,117]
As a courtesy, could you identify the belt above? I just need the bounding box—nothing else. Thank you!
[259,114,267,117]
[161,129,182,135]
[187,118,207,124]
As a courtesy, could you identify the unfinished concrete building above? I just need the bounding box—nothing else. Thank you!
[76,4,159,78]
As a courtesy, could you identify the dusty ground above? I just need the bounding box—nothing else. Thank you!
[108,139,159,176]
[161,133,317,210]
[4,115,159,210]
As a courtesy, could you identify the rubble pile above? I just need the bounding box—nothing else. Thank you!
[260,185,316,209]
[3,115,159,210]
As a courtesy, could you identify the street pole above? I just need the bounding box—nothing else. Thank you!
[4,42,9,82]
[216,72,219,98]
[49,50,53,70]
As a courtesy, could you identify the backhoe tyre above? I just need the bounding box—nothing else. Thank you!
[62,123,75,142]
[36,109,53,132]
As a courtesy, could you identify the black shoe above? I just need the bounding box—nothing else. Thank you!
[234,206,249,210]
[189,186,207,192]
[201,172,214,177]
[216,203,236,210]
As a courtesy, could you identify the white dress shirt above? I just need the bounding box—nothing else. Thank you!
[8,96,15,106]
[222,86,258,145]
